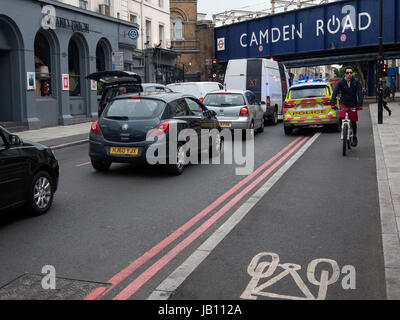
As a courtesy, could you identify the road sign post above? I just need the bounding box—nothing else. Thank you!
[378,0,383,124]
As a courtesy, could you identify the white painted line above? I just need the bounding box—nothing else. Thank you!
[51,139,89,150]
[147,132,321,300]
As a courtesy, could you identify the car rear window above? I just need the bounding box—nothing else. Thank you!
[203,93,245,106]
[104,98,166,120]
[167,84,200,96]
[289,86,329,99]
[103,85,143,105]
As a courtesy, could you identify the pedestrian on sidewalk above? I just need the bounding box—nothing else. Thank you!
[391,82,396,102]
[383,83,392,117]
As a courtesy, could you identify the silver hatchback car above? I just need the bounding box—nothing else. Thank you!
[203,90,265,134]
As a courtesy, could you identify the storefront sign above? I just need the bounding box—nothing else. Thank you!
[56,17,89,33]
[41,5,89,32]
[62,74,69,91]
[128,29,139,40]
[27,72,36,91]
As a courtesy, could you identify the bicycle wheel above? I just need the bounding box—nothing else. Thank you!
[342,125,348,156]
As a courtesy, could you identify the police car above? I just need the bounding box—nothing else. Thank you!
[283,80,339,135]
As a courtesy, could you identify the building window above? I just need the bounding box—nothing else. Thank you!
[159,25,164,47]
[79,0,87,9]
[130,14,137,24]
[68,39,81,96]
[145,20,151,45]
[171,18,183,40]
[34,32,52,97]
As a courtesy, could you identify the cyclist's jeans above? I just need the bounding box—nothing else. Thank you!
[352,122,357,136]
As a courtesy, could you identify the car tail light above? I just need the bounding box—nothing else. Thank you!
[130,96,141,99]
[91,121,103,136]
[283,102,295,108]
[149,121,171,137]
[266,96,271,107]
[240,106,248,115]
[199,97,204,103]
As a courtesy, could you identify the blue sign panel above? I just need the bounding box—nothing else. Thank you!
[215,0,400,62]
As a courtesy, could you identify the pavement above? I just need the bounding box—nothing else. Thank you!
[7,96,400,300]
[370,99,400,299]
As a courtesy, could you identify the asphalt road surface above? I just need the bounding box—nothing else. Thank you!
[0,105,385,301]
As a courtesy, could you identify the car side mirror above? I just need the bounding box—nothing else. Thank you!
[9,134,22,146]
[209,110,217,117]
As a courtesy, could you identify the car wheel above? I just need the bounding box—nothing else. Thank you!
[284,126,293,135]
[27,171,54,216]
[269,109,278,125]
[243,121,255,140]
[167,144,186,176]
[209,132,222,157]
[91,159,112,171]
[257,119,265,133]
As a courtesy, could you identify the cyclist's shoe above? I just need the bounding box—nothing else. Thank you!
[352,136,358,147]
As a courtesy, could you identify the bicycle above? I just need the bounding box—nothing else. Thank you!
[340,107,358,156]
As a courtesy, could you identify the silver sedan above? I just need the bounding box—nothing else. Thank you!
[203,90,265,135]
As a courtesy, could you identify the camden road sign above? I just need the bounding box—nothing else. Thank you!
[215,0,400,62]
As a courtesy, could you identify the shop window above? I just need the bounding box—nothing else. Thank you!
[68,39,81,96]
[34,32,52,97]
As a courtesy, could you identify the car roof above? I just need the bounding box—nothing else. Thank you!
[290,81,331,89]
[166,82,221,86]
[113,91,198,103]
[141,83,167,87]
[205,89,248,95]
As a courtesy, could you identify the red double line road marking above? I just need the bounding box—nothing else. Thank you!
[84,136,306,300]
[112,136,310,300]
[76,161,91,167]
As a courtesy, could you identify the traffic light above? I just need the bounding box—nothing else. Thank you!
[377,54,384,79]
[211,59,217,80]
[382,63,388,76]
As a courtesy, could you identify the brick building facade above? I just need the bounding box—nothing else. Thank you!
[170,0,215,81]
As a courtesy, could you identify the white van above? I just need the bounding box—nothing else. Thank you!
[166,82,223,103]
[224,58,290,124]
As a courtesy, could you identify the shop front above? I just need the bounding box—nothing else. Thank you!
[0,0,138,129]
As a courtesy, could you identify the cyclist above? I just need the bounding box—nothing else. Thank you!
[330,66,363,147]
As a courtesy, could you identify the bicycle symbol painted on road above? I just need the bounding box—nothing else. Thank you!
[240,252,355,300]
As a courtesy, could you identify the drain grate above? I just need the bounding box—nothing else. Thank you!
[0,274,110,300]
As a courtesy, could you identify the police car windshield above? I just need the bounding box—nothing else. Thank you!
[203,93,245,106]
[290,86,328,99]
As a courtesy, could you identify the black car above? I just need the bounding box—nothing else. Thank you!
[89,92,221,175]
[87,71,143,116]
[0,127,59,215]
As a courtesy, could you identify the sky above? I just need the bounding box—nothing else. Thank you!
[197,0,338,19]
[197,0,273,18]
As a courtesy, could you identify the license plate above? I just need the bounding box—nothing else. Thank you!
[301,104,317,109]
[110,147,139,155]
[219,122,231,127]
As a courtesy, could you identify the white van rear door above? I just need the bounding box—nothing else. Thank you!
[224,59,247,91]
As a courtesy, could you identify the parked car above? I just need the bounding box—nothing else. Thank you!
[283,80,339,135]
[224,58,290,125]
[166,82,223,103]
[0,127,59,215]
[89,92,221,175]
[142,83,173,93]
[202,90,265,137]
[87,71,143,116]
